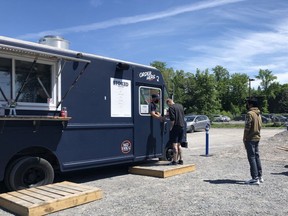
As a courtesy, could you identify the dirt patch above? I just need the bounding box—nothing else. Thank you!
[261,130,288,162]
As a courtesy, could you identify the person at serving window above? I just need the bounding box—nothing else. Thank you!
[149,94,162,120]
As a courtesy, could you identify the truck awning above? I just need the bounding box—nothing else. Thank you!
[0,43,91,64]
[0,41,91,110]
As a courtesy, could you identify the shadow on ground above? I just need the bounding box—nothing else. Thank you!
[0,163,134,194]
[204,179,245,185]
[271,171,288,176]
[54,164,131,184]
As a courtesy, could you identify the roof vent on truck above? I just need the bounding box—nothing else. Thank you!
[116,62,130,71]
[39,35,69,50]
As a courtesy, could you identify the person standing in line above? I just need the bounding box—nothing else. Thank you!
[149,94,162,120]
[243,98,263,185]
[166,98,185,165]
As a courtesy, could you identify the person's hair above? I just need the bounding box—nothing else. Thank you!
[166,98,173,104]
[247,98,258,107]
[152,94,159,99]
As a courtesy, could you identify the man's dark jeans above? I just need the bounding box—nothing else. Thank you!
[245,141,262,179]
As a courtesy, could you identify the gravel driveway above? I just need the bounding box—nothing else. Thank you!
[0,128,287,216]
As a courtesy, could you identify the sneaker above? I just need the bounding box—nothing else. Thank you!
[178,160,184,165]
[259,177,264,183]
[168,161,177,165]
[245,178,260,185]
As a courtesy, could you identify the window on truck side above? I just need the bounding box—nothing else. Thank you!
[139,86,161,116]
[0,57,12,101]
[0,55,57,110]
[15,60,52,103]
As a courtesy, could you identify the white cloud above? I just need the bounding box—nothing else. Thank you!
[173,17,288,81]
[275,72,288,85]
[17,0,245,40]
[250,71,288,89]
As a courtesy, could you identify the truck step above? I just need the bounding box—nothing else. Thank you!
[129,161,196,178]
[0,181,102,216]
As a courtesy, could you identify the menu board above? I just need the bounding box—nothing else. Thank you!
[110,78,131,117]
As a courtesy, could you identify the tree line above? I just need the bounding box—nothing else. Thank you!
[151,61,288,117]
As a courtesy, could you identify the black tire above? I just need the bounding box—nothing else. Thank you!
[8,157,54,191]
[187,125,192,133]
[4,157,25,191]
[165,147,174,161]
[189,126,195,133]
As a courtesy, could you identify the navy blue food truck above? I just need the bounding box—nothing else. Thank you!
[0,36,175,191]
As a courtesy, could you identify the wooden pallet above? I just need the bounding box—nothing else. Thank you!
[129,161,196,178]
[0,181,103,216]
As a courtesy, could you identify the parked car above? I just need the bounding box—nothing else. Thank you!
[272,115,287,123]
[261,115,271,124]
[213,115,230,122]
[223,116,231,122]
[233,114,246,121]
[184,115,210,133]
[213,115,225,122]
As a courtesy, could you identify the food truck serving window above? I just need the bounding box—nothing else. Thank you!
[0,57,12,101]
[16,60,52,103]
[0,55,56,110]
[139,86,162,116]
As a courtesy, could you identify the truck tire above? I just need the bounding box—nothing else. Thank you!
[7,157,54,191]
[165,147,174,161]
[4,157,24,191]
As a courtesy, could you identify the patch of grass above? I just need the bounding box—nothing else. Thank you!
[211,123,243,128]
[263,123,287,128]
[211,122,286,129]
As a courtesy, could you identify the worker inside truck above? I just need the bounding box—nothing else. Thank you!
[149,94,162,119]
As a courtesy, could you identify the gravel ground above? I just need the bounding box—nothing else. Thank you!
[0,128,287,216]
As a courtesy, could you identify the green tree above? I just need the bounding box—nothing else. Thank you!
[183,72,197,113]
[255,69,277,112]
[151,61,286,116]
[212,65,230,111]
[189,69,220,115]
[229,73,249,114]
[171,70,187,104]
[269,83,288,113]
[150,61,174,96]
[255,69,277,96]
[279,84,288,113]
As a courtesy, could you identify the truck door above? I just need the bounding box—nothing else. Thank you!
[133,85,167,160]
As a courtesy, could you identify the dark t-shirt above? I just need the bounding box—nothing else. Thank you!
[149,102,157,113]
[168,103,185,127]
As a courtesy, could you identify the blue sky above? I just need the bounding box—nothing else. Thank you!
[1,0,288,87]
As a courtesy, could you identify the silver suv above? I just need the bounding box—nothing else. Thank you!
[184,115,210,133]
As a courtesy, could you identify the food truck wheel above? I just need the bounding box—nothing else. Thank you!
[4,157,24,191]
[7,157,54,191]
[165,147,174,161]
